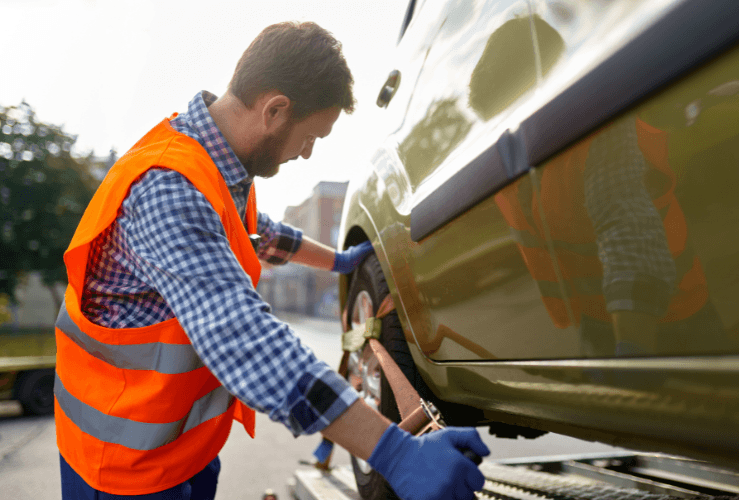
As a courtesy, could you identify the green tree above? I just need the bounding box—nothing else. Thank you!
[0,102,99,315]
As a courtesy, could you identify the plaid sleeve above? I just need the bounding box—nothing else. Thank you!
[256,211,303,265]
[583,115,676,317]
[123,170,357,435]
[281,363,359,436]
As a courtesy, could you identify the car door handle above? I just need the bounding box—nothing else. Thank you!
[376,70,401,108]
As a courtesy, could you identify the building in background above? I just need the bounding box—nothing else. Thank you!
[257,181,348,318]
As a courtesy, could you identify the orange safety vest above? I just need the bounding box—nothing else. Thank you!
[495,117,708,329]
[54,116,260,495]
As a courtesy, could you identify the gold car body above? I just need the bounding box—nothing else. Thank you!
[338,0,739,470]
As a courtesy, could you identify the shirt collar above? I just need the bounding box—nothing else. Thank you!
[181,91,250,187]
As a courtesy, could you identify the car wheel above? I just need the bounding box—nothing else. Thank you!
[14,369,55,416]
[344,253,434,500]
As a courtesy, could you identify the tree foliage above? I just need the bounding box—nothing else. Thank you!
[0,102,101,308]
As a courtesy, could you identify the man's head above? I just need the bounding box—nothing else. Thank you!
[217,22,354,178]
[230,21,355,121]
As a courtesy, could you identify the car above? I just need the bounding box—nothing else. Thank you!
[336,0,739,498]
[0,274,57,416]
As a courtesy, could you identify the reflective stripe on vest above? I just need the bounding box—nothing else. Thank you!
[55,299,204,374]
[54,372,232,451]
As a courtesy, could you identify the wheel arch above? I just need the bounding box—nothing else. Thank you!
[338,218,400,337]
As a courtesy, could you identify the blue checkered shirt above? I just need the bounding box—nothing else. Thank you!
[81,91,358,436]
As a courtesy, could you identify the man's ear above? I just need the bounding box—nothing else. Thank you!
[262,94,292,132]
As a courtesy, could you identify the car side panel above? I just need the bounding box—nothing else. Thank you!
[340,0,739,470]
[529,44,739,358]
[525,0,739,358]
[415,7,739,470]
[380,0,563,362]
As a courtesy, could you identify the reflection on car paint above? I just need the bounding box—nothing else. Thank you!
[425,324,497,359]
[499,113,729,358]
[395,0,535,199]
[410,184,577,361]
[469,16,563,121]
[399,98,471,188]
[402,3,739,361]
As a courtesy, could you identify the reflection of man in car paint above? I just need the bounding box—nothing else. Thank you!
[494,114,727,356]
[467,15,726,356]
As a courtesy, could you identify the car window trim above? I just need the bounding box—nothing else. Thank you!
[409,0,739,243]
[410,129,526,242]
[398,0,418,43]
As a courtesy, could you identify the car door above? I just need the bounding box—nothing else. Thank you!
[525,0,739,357]
[363,0,586,362]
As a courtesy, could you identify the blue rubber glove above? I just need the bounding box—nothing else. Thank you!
[332,241,373,274]
[367,424,490,500]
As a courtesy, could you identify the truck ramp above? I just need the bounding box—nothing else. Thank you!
[289,453,739,500]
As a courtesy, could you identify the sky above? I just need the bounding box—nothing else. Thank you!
[3,0,409,220]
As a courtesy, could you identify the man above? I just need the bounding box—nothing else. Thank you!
[55,21,489,500]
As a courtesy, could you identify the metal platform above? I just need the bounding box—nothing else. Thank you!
[289,466,360,500]
[289,452,739,500]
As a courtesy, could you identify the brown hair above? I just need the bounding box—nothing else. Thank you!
[229,22,355,121]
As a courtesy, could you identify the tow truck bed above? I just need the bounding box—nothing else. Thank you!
[288,452,739,500]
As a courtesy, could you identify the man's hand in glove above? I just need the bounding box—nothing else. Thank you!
[367,424,490,500]
[332,240,373,274]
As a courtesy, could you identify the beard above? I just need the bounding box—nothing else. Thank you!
[240,120,294,179]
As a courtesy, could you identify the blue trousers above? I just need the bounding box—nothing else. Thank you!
[60,453,220,500]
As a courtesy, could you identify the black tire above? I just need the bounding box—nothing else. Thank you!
[345,254,436,500]
[14,369,55,416]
